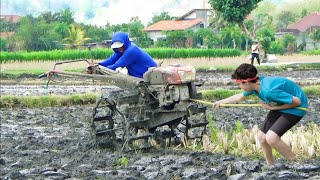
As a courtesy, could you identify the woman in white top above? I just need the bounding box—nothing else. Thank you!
[250,41,260,65]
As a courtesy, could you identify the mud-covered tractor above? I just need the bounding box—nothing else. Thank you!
[40,59,208,152]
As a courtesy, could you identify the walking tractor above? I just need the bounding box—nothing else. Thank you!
[39,59,208,152]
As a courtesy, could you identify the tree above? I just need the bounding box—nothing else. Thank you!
[209,0,262,40]
[63,24,91,49]
[127,17,152,48]
[165,31,186,48]
[0,18,20,32]
[15,16,61,51]
[208,11,227,32]
[82,24,109,43]
[40,11,59,24]
[269,40,284,55]
[59,8,74,25]
[220,24,243,49]
[0,38,8,51]
[54,22,70,39]
[148,12,175,26]
[310,29,320,49]
[256,27,275,55]
[251,13,274,35]
[282,33,296,49]
[276,11,297,30]
[195,28,220,48]
[300,9,309,18]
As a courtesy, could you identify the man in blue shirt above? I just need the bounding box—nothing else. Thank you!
[213,63,308,166]
[98,31,157,78]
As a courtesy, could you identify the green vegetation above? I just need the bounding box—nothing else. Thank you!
[115,157,129,167]
[0,49,113,62]
[302,49,320,55]
[0,93,98,108]
[0,69,46,78]
[302,85,320,95]
[198,116,320,159]
[0,48,242,62]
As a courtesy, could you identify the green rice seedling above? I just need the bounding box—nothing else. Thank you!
[39,96,58,107]
[116,157,129,167]
[218,130,235,154]
[189,139,203,151]
[207,114,218,142]
[202,134,217,152]
[235,120,244,133]
[0,96,18,108]
[201,89,241,100]
[303,85,320,96]
[69,94,83,104]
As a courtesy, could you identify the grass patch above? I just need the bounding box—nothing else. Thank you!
[0,69,46,78]
[303,85,320,96]
[192,116,320,160]
[0,68,86,79]
[0,93,99,108]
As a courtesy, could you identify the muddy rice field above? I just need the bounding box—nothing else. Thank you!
[1,69,320,179]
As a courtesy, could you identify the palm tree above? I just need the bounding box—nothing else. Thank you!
[63,24,91,49]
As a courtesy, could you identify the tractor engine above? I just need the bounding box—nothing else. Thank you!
[143,65,196,107]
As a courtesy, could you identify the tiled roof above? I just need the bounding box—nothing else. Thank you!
[287,12,320,32]
[0,15,21,23]
[0,32,15,38]
[144,19,203,31]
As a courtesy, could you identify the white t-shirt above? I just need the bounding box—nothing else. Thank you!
[251,44,259,54]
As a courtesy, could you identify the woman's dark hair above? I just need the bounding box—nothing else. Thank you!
[231,63,259,82]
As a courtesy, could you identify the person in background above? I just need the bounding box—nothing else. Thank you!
[250,40,260,65]
[98,31,157,78]
[213,63,308,166]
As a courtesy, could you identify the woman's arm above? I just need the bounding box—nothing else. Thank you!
[261,96,301,110]
[213,93,246,108]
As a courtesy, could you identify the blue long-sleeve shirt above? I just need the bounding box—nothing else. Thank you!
[98,32,157,78]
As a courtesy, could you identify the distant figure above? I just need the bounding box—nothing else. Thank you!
[98,31,157,78]
[250,40,260,65]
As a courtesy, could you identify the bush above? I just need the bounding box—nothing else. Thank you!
[269,41,284,55]
[0,38,8,51]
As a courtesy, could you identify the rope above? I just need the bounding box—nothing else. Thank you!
[189,99,308,111]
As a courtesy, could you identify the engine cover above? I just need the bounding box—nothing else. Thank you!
[143,65,196,85]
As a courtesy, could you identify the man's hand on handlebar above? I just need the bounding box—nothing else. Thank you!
[86,62,99,74]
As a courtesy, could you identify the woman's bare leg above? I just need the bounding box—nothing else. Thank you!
[257,130,275,165]
[265,130,295,161]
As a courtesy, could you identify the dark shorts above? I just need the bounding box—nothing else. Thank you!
[260,111,303,137]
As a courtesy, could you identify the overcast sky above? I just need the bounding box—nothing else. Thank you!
[1,0,211,26]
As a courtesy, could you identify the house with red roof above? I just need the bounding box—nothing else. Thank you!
[144,9,211,42]
[0,15,21,39]
[278,12,320,50]
[0,15,21,23]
